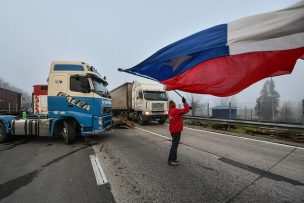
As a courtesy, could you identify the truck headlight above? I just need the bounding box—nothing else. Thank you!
[98,117,103,126]
[164,110,168,115]
[144,111,150,115]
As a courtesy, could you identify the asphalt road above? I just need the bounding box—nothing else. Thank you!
[1,124,303,202]
[0,137,115,203]
[94,123,304,203]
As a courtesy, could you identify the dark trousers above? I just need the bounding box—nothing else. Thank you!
[168,132,181,161]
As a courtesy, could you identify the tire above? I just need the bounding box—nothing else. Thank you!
[138,114,145,126]
[0,122,7,143]
[158,119,166,124]
[61,120,75,145]
[120,111,128,120]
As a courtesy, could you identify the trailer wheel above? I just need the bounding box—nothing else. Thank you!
[61,120,75,145]
[0,122,7,143]
[138,114,145,126]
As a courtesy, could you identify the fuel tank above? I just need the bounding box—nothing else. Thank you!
[11,119,50,136]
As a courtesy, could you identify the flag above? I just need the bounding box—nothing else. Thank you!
[119,1,304,96]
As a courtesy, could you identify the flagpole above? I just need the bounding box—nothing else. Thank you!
[174,90,183,98]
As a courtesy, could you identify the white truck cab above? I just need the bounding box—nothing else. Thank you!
[132,81,168,124]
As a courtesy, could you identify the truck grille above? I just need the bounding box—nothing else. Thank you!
[152,103,164,111]
[103,107,112,114]
[101,115,112,130]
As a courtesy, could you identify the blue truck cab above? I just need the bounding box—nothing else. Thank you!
[0,61,112,144]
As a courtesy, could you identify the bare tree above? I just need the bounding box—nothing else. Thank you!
[278,102,292,122]
[216,96,238,107]
[186,93,201,116]
[220,97,229,105]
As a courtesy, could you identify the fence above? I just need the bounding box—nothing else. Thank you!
[188,100,304,125]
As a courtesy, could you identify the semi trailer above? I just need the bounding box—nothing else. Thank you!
[0,87,22,114]
[110,81,168,125]
[0,61,112,144]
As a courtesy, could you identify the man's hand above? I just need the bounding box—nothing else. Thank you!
[182,97,186,103]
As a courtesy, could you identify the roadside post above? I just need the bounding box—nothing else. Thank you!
[302,99,304,125]
[229,102,232,120]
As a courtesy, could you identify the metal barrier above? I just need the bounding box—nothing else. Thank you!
[183,116,304,131]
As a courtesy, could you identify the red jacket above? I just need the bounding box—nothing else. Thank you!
[168,102,190,133]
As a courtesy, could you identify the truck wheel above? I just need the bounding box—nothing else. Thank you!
[138,114,145,126]
[61,120,75,145]
[158,119,166,124]
[0,122,7,143]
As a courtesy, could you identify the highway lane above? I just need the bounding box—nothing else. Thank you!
[142,124,304,181]
[94,124,304,202]
[0,137,115,203]
[0,124,303,203]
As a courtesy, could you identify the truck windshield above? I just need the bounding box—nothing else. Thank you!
[91,77,109,98]
[143,91,168,101]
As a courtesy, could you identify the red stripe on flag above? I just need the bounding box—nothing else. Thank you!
[162,47,304,96]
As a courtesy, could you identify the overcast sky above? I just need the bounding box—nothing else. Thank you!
[0,0,302,106]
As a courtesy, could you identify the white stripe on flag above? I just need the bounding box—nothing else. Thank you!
[227,1,304,44]
[229,32,304,55]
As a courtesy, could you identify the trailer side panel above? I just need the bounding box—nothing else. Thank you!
[0,87,21,114]
[110,82,133,114]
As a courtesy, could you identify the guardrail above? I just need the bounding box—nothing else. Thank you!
[183,116,304,131]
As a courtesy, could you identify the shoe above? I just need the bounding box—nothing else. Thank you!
[168,161,179,166]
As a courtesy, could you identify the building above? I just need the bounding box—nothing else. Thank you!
[212,105,237,119]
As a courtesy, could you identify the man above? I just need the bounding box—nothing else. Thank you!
[168,97,190,166]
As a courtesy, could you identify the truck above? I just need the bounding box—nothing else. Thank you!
[0,61,112,144]
[32,84,48,115]
[110,81,168,125]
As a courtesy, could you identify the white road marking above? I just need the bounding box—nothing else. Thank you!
[138,124,304,150]
[90,155,108,185]
[135,127,172,140]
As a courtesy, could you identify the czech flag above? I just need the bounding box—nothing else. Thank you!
[119,1,304,96]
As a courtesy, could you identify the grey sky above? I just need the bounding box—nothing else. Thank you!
[0,0,302,106]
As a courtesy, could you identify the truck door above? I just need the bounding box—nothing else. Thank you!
[69,75,93,111]
[135,90,144,110]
